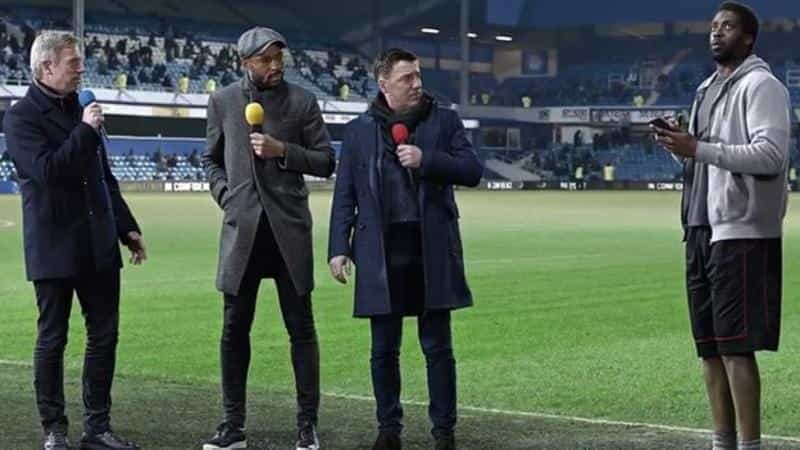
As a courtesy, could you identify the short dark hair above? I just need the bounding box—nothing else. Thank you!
[718,1,759,51]
[373,47,418,81]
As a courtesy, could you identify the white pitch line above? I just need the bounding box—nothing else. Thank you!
[321,391,800,443]
[0,359,31,367]
[1,359,798,443]
[0,219,15,228]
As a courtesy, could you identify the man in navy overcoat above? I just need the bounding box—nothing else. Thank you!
[328,48,482,450]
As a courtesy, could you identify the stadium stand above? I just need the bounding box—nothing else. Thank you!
[4,5,800,186]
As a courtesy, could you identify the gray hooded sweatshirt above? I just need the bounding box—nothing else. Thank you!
[687,55,791,243]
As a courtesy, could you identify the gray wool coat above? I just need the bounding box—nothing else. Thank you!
[203,78,335,296]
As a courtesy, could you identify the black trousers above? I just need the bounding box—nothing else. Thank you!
[32,267,121,435]
[221,215,320,429]
[370,311,456,438]
[369,223,457,438]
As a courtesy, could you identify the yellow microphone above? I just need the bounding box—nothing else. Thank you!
[245,102,264,133]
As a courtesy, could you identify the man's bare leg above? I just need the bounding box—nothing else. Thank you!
[702,356,737,449]
[722,353,761,448]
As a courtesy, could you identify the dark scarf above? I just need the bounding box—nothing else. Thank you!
[369,92,433,138]
[369,92,432,227]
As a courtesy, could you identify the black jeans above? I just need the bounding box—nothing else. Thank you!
[221,217,320,429]
[370,310,456,438]
[33,268,121,435]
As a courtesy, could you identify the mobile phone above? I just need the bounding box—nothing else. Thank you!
[649,117,673,131]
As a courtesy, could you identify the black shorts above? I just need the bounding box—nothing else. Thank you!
[685,226,782,358]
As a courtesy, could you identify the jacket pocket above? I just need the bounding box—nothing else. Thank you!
[713,173,749,221]
[221,180,251,210]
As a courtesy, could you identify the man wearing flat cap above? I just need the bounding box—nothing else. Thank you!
[202,26,335,450]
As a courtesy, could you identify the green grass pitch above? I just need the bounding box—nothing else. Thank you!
[0,191,798,449]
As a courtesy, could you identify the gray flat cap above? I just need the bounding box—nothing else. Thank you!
[237,27,288,60]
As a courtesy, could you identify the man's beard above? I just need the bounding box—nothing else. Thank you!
[712,43,746,65]
[712,49,736,64]
[249,70,281,90]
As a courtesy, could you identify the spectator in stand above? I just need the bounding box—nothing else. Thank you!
[96,54,109,75]
[87,35,101,54]
[128,49,140,71]
[161,73,173,89]
[151,147,163,164]
[220,69,235,86]
[603,162,616,183]
[152,63,166,81]
[137,67,150,84]
[336,79,350,100]
[183,41,195,59]
[205,77,216,94]
[142,51,152,68]
[108,50,120,71]
[360,77,370,97]
[114,72,128,90]
[115,38,127,56]
[165,39,176,62]
[573,129,584,147]
[190,57,204,79]
[178,73,189,94]
[155,154,168,173]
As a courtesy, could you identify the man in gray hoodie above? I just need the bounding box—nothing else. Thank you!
[651,2,790,450]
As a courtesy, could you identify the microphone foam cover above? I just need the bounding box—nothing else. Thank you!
[78,89,96,108]
[391,123,409,145]
[245,102,264,127]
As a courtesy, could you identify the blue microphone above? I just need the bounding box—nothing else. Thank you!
[78,89,96,108]
[78,89,108,141]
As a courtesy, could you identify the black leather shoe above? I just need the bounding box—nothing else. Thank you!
[43,431,71,450]
[372,432,401,450]
[296,423,320,450]
[79,431,139,450]
[202,422,247,450]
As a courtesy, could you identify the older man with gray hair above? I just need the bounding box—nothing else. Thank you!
[3,31,145,450]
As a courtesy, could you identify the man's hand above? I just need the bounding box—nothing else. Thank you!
[82,103,104,130]
[250,132,286,159]
[125,231,147,265]
[651,125,698,158]
[329,255,353,284]
[396,144,422,169]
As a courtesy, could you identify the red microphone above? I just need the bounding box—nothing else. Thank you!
[391,123,409,146]
[390,123,417,185]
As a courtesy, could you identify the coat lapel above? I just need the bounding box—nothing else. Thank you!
[28,86,76,135]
